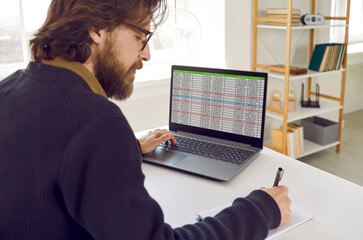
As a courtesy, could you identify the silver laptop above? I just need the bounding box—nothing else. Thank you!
[143,65,268,181]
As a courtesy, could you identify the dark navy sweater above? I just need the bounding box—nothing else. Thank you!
[0,62,280,239]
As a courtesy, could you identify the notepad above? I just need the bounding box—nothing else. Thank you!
[196,199,312,239]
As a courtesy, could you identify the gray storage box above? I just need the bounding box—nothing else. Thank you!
[300,116,339,145]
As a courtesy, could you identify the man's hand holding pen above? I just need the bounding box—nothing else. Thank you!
[261,167,292,226]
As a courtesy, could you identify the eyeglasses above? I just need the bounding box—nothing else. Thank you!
[125,23,153,51]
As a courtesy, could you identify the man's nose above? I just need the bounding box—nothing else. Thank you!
[139,44,151,61]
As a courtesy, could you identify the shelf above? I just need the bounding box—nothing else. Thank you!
[298,140,340,158]
[253,0,349,157]
[257,23,348,30]
[264,68,346,81]
[264,138,340,158]
[266,98,342,122]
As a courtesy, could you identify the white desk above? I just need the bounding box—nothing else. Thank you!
[141,146,363,239]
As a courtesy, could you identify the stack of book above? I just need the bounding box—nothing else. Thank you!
[308,43,346,72]
[272,123,304,158]
[266,9,301,26]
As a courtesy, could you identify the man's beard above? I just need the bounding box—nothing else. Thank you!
[93,35,142,101]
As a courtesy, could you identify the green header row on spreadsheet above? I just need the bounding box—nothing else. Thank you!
[173,70,265,80]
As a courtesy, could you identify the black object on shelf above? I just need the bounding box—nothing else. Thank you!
[301,83,320,108]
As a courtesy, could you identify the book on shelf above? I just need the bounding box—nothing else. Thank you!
[267,14,300,21]
[287,123,304,157]
[267,8,301,15]
[287,130,295,157]
[319,45,330,72]
[272,129,283,152]
[266,8,301,26]
[308,43,346,72]
[272,128,294,157]
[267,14,301,19]
[337,44,347,70]
[270,65,307,75]
[272,124,304,158]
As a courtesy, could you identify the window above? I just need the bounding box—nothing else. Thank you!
[139,0,225,82]
[0,1,25,65]
[0,0,50,78]
[347,0,363,43]
[330,0,363,53]
[0,0,225,81]
[0,0,50,65]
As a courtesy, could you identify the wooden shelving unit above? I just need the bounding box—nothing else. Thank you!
[252,0,351,157]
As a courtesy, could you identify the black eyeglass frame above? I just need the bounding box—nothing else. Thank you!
[125,23,153,51]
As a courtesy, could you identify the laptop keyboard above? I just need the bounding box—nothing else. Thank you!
[160,135,255,165]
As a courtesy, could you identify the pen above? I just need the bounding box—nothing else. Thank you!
[273,167,284,187]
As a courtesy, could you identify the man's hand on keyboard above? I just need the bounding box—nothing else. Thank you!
[138,129,177,154]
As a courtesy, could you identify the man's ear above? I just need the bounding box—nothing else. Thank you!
[89,29,106,44]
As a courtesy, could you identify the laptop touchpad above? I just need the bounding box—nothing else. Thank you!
[144,148,187,166]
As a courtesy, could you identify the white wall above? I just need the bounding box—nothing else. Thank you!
[344,54,363,113]
[113,80,170,132]
[225,1,252,70]
[115,0,363,133]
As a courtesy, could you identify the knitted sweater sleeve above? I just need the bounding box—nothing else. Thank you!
[59,117,280,240]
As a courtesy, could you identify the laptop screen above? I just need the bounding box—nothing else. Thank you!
[169,65,268,148]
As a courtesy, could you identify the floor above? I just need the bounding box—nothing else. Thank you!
[300,109,363,187]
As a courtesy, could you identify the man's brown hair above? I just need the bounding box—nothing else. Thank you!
[30,0,167,63]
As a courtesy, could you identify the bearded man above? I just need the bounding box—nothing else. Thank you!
[0,0,290,239]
